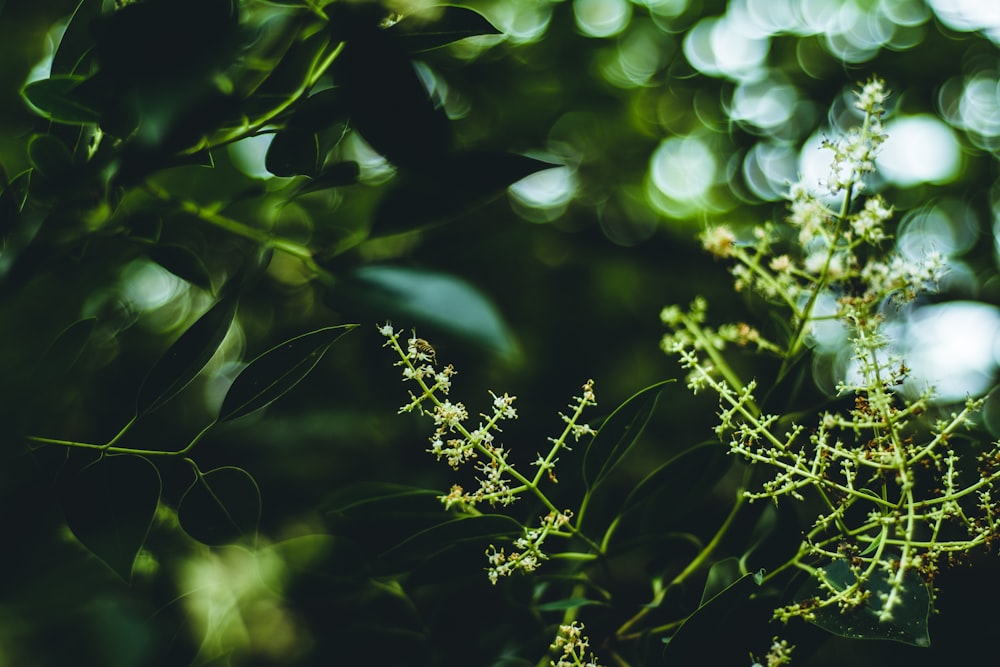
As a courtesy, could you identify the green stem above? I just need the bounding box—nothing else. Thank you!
[143,182,334,286]
[615,490,746,641]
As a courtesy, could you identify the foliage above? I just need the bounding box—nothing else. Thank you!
[3,1,1000,666]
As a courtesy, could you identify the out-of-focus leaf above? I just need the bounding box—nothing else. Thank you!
[390,5,503,52]
[798,559,931,646]
[51,0,103,76]
[661,569,765,664]
[325,265,519,362]
[265,129,319,177]
[534,598,607,612]
[27,134,74,181]
[135,289,239,416]
[582,380,673,493]
[22,77,101,125]
[372,152,559,235]
[146,244,214,291]
[38,317,96,379]
[287,87,350,132]
[243,29,333,118]
[293,161,360,196]
[93,0,240,86]
[327,3,453,168]
[218,324,356,422]
[0,170,30,239]
[178,466,261,546]
[62,455,161,581]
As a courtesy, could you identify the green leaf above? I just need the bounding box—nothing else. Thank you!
[661,569,765,664]
[27,134,74,181]
[534,598,606,612]
[22,76,101,125]
[93,0,241,87]
[799,559,931,646]
[600,441,730,544]
[0,169,30,239]
[265,129,320,177]
[244,29,332,118]
[327,3,453,168]
[324,482,443,517]
[371,152,559,235]
[287,87,350,132]
[51,0,103,76]
[377,514,523,573]
[582,380,673,492]
[619,442,730,518]
[62,455,161,581]
[325,265,519,362]
[218,324,356,422]
[700,557,744,604]
[146,244,214,292]
[390,5,503,52]
[178,466,261,546]
[293,161,360,196]
[43,317,97,376]
[135,289,239,416]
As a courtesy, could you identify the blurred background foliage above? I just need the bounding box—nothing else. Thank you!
[2,0,1000,665]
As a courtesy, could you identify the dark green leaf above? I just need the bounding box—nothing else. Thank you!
[135,289,239,416]
[265,129,320,177]
[27,134,74,181]
[599,441,730,544]
[293,161,360,196]
[534,598,606,612]
[620,442,730,517]
[377,514,522,572]
[325,265,519,361]
[701,557,744,604]
[287,87,350,132]
[39,317,97,379]
[391,6,503,52]
[218,324,356,422]
[93,0,241,86]
[328,3,453,168]
[51,0,103,76]
[0,169,30,239]
[799,559,931,646]
[62,455,161,581]
[324,482,443,517]
[244,29,332,118]
[22,76,101,125]
[178,467,261,546]
[582,380,673,492]
[661,569,765,664]
[146,244,214,291]
[372,152,559,235]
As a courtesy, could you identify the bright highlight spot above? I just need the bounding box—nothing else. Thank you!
[684,15,770,81]
[898,301,1000,402]
[877,115,961,186]
[649,135,717,203]
[574,0,632,38]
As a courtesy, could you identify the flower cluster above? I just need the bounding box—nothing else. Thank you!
[486,509,574,585]
[549,622,604,667]
[380,324,597,584]
[660,78,1000,624]
[750,637,794,667]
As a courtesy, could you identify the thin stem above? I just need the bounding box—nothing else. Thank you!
[143,181,334,286]
[615,490,746,641]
